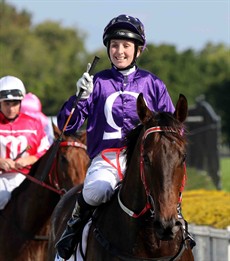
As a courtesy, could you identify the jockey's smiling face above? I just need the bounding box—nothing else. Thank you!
[109,39,140,70]
[1,100,21,120]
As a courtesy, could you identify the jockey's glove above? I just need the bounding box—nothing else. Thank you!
[76,63,94,99]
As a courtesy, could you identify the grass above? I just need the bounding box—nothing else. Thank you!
[221,157,230,191]
[185,168,216,191]
[185,157,230,192]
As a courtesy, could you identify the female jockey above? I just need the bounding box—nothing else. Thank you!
[0,75,50,210]
[56,14,175,260]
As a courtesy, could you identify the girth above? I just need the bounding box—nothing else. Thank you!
[92,223,187,261]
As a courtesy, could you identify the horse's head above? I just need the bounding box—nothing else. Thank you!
[52,123,89,190]
[136,93,188,240]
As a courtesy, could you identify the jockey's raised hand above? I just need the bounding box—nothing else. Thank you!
[76,63,94,99]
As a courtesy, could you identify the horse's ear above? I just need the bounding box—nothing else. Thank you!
[52,121,61,139]
[137,93,153,124]
[174,94,188,123]
[80,131,87,145]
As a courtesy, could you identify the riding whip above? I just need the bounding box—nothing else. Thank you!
[40,56,100,181]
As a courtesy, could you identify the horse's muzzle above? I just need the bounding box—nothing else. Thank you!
[153,218,182,240]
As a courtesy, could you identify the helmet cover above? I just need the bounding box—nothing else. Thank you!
[0,76,26,101]
[103,14,146,48]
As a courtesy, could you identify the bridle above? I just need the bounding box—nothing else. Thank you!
[59,141,87,150]
[118,126,180,218]
[19,140,87,196]
[47,140,87,194]
[94,126,188,261]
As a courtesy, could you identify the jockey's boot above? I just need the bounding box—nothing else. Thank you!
[55,193,93,260]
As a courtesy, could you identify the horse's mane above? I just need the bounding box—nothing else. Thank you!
[124,124,143,168]
[65,131,83,140]
[124,111,186,168]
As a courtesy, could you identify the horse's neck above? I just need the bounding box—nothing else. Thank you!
[120,151,147,216]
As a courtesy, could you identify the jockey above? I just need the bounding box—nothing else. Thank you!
[0,75,50,210]
[21,92,54,145]
[56,14,176,259]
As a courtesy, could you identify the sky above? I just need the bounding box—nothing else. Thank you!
[7,0,230,53]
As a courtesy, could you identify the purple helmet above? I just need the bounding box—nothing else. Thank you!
[103,14,146,48]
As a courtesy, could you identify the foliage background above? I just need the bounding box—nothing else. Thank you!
[1,2,229,144]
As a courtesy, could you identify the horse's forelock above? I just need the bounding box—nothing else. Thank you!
[124,111,186,167]
[154,112,187,144]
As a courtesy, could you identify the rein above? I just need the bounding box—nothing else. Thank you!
[17,140,87,195]
[40,140,87,194]
[19,169,66,195]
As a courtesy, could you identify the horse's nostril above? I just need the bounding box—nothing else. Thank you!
[172,224,181,234]
[153,220,162,230]
[153,218,182,240]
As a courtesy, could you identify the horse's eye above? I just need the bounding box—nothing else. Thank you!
[182,153,187,163]
[61,154,68,164]
[143,154,150,165]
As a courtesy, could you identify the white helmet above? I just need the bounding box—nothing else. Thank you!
[0,76,26,102]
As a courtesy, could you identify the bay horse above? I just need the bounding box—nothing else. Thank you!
[49,94,194,261]
[0,124,89,261]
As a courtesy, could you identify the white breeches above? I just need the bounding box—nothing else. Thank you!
[0,173,26,210]
[82,150,126,206]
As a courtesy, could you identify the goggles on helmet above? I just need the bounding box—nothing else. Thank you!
[0,89,24,101]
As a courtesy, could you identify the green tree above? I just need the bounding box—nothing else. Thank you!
[138,44,204,105]
[1,1,88,115]
[31,21,87,114]
[206,78,230,144]
[0,2,32,77]
[200,43,230,144]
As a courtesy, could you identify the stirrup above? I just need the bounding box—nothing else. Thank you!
[55,209,83,259]
[56,227,81,260]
